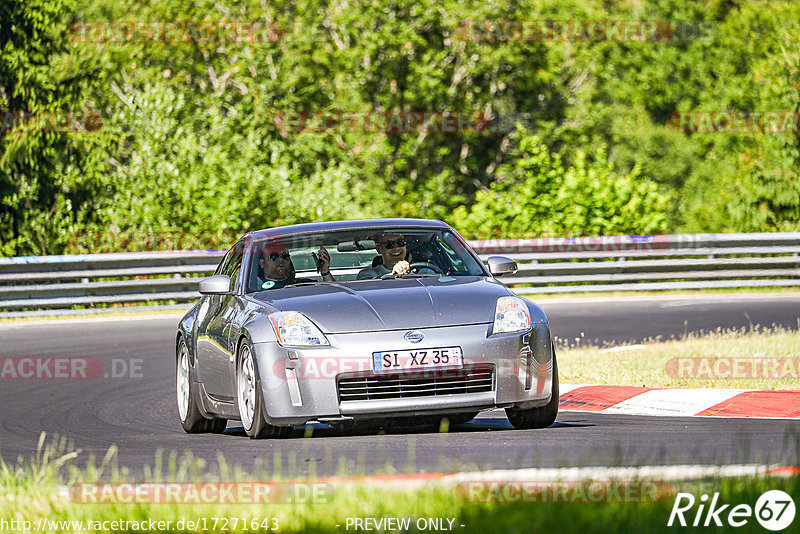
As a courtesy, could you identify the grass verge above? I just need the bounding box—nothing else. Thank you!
[1,436,798,534]
[559,327,800,389]
[0,306,190,324]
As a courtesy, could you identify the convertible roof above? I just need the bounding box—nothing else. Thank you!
[248,218,450,241]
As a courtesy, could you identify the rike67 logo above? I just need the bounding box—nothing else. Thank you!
[668,490,795,531]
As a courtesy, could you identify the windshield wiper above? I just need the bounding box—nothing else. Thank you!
[283,281,326,288]
[379,272,443,279]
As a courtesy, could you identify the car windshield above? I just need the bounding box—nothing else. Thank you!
[246,227,486,292]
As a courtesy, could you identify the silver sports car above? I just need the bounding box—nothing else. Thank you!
[176,218,558,438]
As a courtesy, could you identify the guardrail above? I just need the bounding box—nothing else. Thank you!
[1,232,799,314]
[471,232,800,294]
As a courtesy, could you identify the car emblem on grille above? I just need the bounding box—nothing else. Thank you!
[404,331,424,343]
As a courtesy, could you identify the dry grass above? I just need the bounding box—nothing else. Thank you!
[559,327,800,389]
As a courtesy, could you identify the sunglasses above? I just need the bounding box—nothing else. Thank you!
[379,239,406,249]
[267,251,291,261]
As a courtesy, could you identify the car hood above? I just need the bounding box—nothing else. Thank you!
[251,276,513,333]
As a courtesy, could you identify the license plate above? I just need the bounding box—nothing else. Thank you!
[372,347,463,373]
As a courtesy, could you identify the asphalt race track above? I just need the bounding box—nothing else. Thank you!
[543,293,800,346]
[1,294,799,475]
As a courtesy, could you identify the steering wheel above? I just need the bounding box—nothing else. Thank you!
[409,262,443,274]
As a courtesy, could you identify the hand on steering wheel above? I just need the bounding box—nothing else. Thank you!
[391,260,410,275]
[409,261,443,274]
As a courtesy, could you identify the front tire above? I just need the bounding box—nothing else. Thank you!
[177,338,227,433]
[505,348,559,429]
[236,341,291,439]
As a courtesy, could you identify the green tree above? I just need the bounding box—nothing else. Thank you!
[451,126,670,238]
[7,0,800,256]
[0,0,105,255]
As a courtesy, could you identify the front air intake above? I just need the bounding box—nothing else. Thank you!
[336,366,494,402]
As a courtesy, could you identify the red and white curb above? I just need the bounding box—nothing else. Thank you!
[559,384,800,419]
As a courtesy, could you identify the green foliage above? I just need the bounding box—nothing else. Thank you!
[545,0,800,232]
[2,0,800,255]
[452,127,669,238]
[675,15,800,232]
[0,0,109,255]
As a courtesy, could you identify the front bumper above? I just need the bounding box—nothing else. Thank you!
[252,322,553,425]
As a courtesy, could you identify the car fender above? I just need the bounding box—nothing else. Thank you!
[177,301,202,368]
[523,298,555,376]
[522,298,549,326]
[240,306,281,344]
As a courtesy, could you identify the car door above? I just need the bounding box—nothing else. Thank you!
[195,240,245,400]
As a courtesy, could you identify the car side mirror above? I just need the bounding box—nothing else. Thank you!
[199,274,231,294]
[487,256,518,277]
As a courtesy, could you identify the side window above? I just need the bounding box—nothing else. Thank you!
[438,234,468,272]
[441,231,485,275]
[214,251,230,275]
[219,241,245,292]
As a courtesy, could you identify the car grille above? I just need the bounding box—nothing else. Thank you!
[337,366,494,402]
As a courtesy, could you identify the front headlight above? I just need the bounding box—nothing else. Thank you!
[268,311,329,347]
[492,296,531,335]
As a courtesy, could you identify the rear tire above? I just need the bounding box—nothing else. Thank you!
[505,349,559,429]
[236,341,291,439]
[177,338,227,433]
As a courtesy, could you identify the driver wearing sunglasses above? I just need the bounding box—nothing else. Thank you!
[356,233,412,279]
[257,243,334,290]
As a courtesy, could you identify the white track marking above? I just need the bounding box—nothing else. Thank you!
[602,388,750,417]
